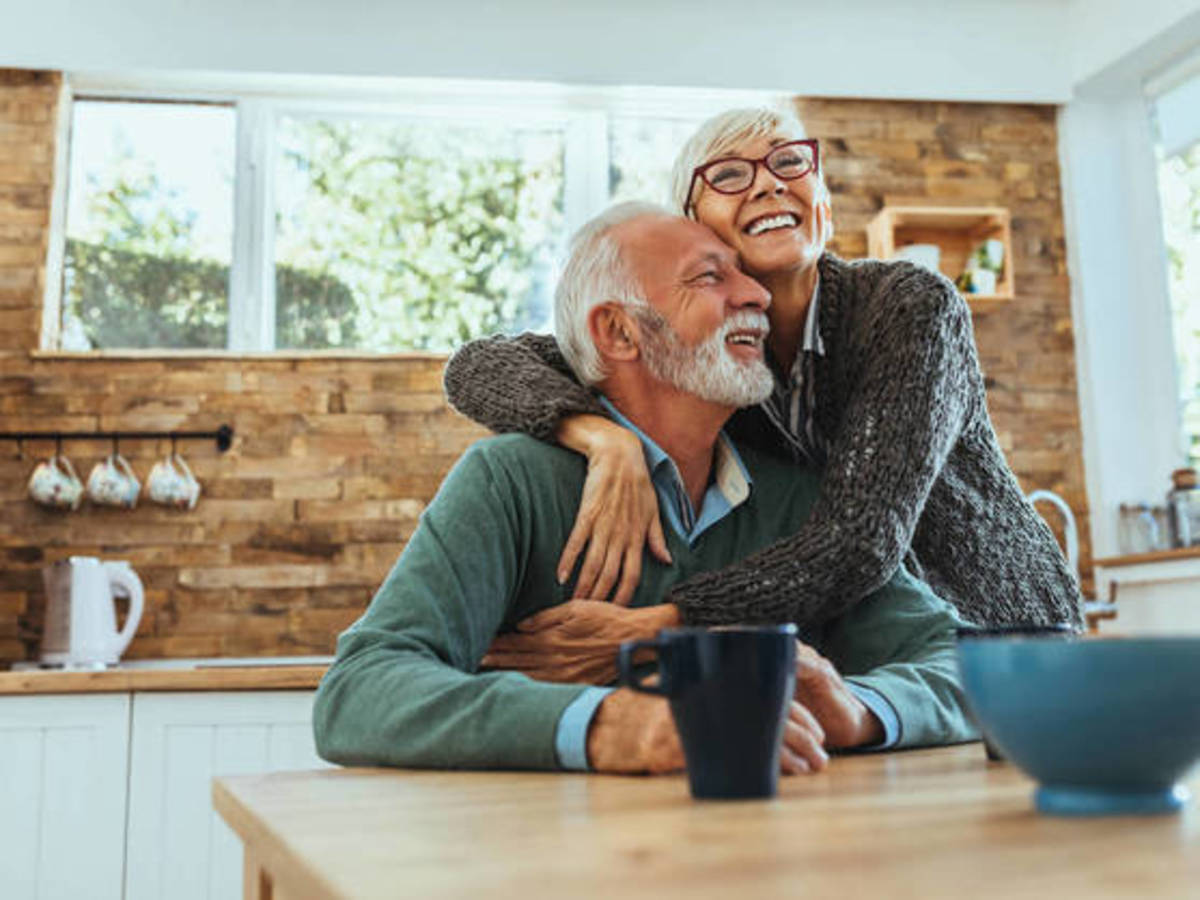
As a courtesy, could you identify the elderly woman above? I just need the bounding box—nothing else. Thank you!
[443,106,1082,637]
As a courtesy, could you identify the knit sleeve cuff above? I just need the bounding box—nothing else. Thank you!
[530,392,610,442]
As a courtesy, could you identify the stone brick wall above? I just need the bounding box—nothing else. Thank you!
[796,97,1089,587]
[0,71,1090,666]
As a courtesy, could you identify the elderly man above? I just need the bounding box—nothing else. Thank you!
[313,203,975,774]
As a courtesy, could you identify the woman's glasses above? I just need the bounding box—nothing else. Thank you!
[686,139,820,215]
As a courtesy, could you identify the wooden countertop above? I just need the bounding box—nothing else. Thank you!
[0,663,328,695]
[1094,546,1200,567]
[214,744,1200,899]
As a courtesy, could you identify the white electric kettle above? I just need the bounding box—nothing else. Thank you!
[40,556,145,668]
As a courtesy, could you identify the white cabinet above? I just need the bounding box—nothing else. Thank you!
[0,689,326,900]
[125,691,329,900]
[1094,553,1200,635]
[0,694,131,900]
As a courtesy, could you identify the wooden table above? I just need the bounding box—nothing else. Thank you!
[214,744,1200,899]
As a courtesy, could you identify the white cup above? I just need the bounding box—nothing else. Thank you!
[28,454,84,510]
[146,452,201,510]
[87,453,141,508]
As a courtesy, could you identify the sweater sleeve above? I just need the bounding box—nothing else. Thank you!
[826,566,978,749]
[442,332,608,441]
[312,445,589,770]
[669,268,976,627]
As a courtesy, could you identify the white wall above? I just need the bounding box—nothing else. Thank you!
[0,0,1075,102]
[1060,98,1181,556]
[1069,0,1200,87]
[1060,6,1200,557]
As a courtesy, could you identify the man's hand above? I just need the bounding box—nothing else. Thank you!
[781,700,830,774]
[588,692,832,776]
[586,689,684,774]
[793,641,884,749]
[481,600,681,685]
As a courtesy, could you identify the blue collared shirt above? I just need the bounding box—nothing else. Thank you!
[762,277,828,466]
[600,396,754,545]
[554,391,899,770]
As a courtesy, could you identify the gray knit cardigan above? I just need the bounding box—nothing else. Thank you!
[442,254,1084,630]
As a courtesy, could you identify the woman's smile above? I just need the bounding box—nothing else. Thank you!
[693,131,826,277]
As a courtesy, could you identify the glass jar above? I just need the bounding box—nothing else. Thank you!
[1152,505,1173,550]
[1167,468,1200,548]
[1119,503,1160,554]
[1128,504,1159,554]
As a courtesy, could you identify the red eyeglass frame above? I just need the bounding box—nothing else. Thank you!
[684,138,821,218]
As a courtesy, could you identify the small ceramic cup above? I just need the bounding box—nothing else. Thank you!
[28,454,85,510]
[87,453,141,508]
[146,452,201,510]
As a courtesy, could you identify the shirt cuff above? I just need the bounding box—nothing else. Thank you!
[846,682,901,750]
[554,686,615,771]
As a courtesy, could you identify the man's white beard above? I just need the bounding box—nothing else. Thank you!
[634,307,774,408]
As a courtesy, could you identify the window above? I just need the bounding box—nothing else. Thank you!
[1152,62,1200,465]
[52,77,772,353]
[62,100,235,350]
[273,113,563,351]
[608,116,704,206]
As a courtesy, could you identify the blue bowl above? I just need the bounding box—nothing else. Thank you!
[956,635,1200,816]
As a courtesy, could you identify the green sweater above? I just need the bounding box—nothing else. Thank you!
[313,434,977,771]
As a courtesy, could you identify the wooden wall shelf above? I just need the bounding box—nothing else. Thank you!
[866,206,1014,304]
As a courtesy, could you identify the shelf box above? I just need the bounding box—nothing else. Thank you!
[866,206,1014,303]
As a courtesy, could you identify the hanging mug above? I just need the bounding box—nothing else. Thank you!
[28,454,85,510]
[146,452,201,510]
[87,453,141,508]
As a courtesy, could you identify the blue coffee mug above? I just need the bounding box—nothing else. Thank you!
[618,624,797,799]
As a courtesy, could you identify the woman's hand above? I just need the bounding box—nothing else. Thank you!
[480,600,681,685]
[556,415,672,605]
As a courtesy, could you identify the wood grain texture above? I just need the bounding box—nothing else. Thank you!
[0,74,1091,667]
[0,665,327,694]
[212,744,1200,900]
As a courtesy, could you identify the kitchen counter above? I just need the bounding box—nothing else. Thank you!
[0,656,331,694]
[1092,549,1200,635]
[1093,545,1200,567]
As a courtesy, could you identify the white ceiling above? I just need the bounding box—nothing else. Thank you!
[0,0,1197,102]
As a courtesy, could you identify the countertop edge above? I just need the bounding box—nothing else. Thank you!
[0,665,329,695]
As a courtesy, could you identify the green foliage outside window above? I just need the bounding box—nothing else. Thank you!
[274,117,563,351]
[64,240,358,350]
[1160,142,1200,465]
[62,104,563,352]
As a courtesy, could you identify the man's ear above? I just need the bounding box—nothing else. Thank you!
[588,303,640,364]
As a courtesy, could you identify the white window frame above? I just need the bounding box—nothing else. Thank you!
[1148,51,1200,467]
[46,71,776,354]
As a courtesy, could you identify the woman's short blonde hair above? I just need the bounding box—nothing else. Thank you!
[669,106,830,218]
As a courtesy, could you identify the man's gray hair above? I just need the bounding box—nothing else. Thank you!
[669,106,831,218]
[554,201,671,386]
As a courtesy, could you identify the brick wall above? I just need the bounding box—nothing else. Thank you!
[797,96,1090,589]
[0,72,1090,666]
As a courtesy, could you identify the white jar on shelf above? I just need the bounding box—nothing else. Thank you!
[1118,503,1160,555]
